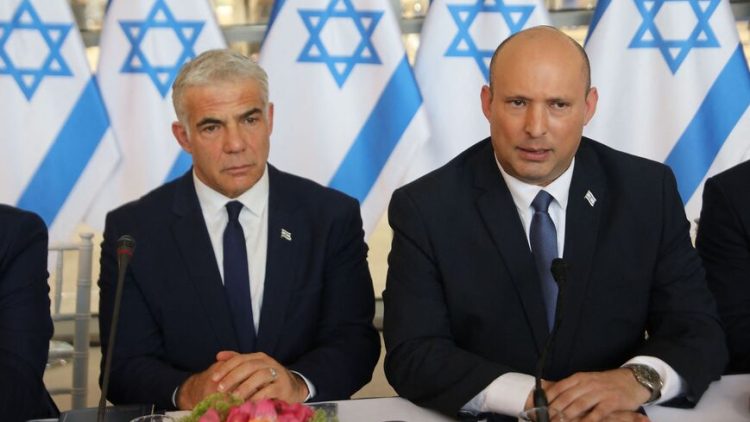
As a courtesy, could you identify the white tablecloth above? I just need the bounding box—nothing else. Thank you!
[168,374,750,421]
[646,374,750,422]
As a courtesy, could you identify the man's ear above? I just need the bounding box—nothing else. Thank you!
[480,85,493,121]
[172,121,192,153]
[583,87,599,126]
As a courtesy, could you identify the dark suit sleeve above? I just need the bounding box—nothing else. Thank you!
[285,199,380,401]
[98,212,190,410]
[383,188,509,416]
[635,168,727,404]
[697,175,750,374]
[0,209,56,420]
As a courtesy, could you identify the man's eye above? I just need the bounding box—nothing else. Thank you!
[509,99,526,107]
[552,101,569,109]
[202,124,219,133]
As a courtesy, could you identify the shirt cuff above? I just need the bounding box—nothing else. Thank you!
[290,370,316,402]
[462,372,536,417]
[623,355,687,404]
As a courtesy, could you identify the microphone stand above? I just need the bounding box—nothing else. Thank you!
[98,235,135,422]
[532,258,568,422]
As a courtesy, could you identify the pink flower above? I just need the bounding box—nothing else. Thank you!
[198,409,221,422]
[253,399,278,418]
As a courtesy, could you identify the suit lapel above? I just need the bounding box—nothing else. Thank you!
[554,139,606,371]
[171,173,239,351]
[256,166,297,354]
[472,142,549,354]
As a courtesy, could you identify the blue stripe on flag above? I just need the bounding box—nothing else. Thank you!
[665,44,750,203]
[267,0,287,34]
[165,150,192,182]
[584,0,612,45]
[328,56,421,203]
[17,78,109,226]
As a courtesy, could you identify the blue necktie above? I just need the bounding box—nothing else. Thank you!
[530,190,559,331]
[223,201,256,352]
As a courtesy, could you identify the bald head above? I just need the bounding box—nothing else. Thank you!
[488,26,591,95]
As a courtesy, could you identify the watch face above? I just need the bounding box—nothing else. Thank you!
[625,364,663,403]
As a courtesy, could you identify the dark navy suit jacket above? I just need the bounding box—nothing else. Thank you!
[98,166,380,410]
[0,205,57,421]
[384,138,727,418]
[697,160,750,374]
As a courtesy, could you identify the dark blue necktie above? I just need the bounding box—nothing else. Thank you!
[223,201,256,352]
[530,190,559,331]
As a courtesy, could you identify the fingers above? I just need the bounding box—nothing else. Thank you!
[227,365,281,400]
[546,369,649,421]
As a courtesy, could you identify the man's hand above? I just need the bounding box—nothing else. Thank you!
[544,368,651,421]
[176,360,224,410]
[210,351,309,404]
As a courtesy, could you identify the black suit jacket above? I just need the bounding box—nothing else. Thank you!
[697,160,750,374]
[98,166,380,410]
[383,138,726,418]
[0,205,58,421]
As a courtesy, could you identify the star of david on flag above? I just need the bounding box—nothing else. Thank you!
[444,0,535,80]
[86,0,226,231]
[119,0,204,97]
[0,0,118,242]
[0,0,73,100]
[585,0,750,227]
[629,0,721,73]
[260,0,430,238]
[297,0,383,87]
[406,0,548,182]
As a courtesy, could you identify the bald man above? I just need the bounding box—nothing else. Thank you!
[383,26,726,422]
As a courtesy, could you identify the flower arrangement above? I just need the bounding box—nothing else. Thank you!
[179,393,333,422]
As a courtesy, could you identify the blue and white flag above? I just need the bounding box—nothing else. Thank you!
[0,0,118,242]
[86,0,226,228]
[260,0,430,237]
[407,0,549,180]
[585,0,750,225]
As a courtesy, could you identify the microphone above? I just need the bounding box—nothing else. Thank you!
[532,258,568,422]
[98,235,136,422]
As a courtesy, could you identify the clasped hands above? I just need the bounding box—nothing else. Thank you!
[177,351,309,410]
[525,368,652,422]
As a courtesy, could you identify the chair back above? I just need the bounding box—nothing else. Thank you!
[47,233,94,410]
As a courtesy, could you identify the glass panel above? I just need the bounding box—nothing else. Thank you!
[209,0,273,25]
[546,0,597,10]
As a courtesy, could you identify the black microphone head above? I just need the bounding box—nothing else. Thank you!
[550,258,568,286]
[117,235,136,257]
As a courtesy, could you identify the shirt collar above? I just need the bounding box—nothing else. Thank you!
[494,154,575,212]
[193,165,270,218]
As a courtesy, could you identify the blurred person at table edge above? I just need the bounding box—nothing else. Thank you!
[697,159,750,375]
[383,26,727,422]
[98,49,380,410]
[0,204,59,421]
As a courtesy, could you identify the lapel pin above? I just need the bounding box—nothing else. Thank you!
[584,190,597,207]
[280,228,292,241]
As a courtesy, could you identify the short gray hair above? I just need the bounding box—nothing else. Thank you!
[172,49,269,123]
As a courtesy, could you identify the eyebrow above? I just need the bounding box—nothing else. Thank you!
[195,107,263,129]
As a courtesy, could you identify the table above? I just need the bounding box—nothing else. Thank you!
[167,375,750,422]
[646,374,750,422]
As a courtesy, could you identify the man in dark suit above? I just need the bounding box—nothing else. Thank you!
[0,205,58,421]
[697,160,750,374]
[98,49,380,410]
[383,26,726,422]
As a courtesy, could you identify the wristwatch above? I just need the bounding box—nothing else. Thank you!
[623,364,663,404]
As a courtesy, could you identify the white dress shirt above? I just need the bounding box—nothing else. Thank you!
[194,168,269,332]
[463,157,685,417]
